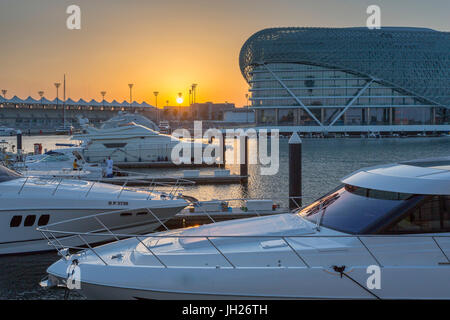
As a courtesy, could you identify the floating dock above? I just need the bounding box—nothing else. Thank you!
[115,161,218,169]
[92,171,248,186]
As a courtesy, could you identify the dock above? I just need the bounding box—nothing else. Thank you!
[115,161,218,169]
[91,172,248,186]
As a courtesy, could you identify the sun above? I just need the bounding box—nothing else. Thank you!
[176,96,183,104]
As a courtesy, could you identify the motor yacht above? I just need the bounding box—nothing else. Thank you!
[0,126,16,136]
[43,157,450,299]
[0,165,188,255]
[72,122,199,165]
[15,147,104,180]
[99,112,160,131]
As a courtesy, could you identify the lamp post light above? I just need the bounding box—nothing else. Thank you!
[191,83,197,104]
[54,82,61,111]
[101,91,107,108]
[1,89,7,98]
[128,83,134,107]
[38,91,44,107]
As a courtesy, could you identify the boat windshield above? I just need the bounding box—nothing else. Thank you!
[0,165,21,182]
[298,184,416,234]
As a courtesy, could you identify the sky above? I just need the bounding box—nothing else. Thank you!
[0,0,448,107]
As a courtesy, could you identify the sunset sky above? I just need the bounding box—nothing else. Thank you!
[0,0,448,107]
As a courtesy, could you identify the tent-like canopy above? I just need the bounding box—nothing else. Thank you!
[0,95,155,108]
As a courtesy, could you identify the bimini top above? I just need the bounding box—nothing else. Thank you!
[341,157,450,195]
[239,27,450,108]
[101,112,160,132]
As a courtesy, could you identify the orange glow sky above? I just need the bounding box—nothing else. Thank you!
[0,0,448,107]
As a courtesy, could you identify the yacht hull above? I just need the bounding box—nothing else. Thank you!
[0,205,185,255]
[51,266,450,300]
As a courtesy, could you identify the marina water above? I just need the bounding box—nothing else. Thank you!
[0,135,448,299]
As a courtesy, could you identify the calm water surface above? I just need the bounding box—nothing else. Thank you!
[0,135,448,299]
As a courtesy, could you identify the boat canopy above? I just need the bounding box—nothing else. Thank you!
[341,157,450,195]
[0,165,21,182]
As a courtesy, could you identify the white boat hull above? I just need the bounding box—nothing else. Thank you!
[51,265,450,300]
[0,206,184,255]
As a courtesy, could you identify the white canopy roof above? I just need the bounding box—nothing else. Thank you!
[0,95,155,108]
[341,157,450,195]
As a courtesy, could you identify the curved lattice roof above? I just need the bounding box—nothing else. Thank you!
[239,27,450,107]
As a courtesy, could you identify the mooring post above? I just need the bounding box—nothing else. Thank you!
[289,132,302,210]
[16,130,22,151]
[240,135,248,178]
[220,131,226,168]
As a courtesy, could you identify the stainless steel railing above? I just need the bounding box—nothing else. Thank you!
[37,197,300,265]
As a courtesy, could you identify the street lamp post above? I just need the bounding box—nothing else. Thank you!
[54,83,61,126]
[1,89,6,99]
[128,83,134,108]
[38,91,44,106]
[191,83,197,104]
[101,91,107,109]
[153,91,159,122]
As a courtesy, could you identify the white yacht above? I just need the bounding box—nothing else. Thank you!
[100,112,160,131]
[43,157,450,299]
[15,148,104,180]
[0,165,188,255]
[0,126,16,136]
[72,122,194,165]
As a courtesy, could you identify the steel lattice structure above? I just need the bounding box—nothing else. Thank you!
[239,27,450,109]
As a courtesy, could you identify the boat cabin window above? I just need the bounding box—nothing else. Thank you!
[10,216,22,227]
[299,185,416,234]
[103,143,127,148]
[37,214,50,226]
[381,196,450,234]
[24,215,36,227]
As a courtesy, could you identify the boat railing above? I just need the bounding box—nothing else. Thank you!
[15,171,194,199]
[38,204,450,269]
[37,197,306,266]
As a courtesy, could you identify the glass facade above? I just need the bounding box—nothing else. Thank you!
[239,27,450,131]
[249,63,447,127]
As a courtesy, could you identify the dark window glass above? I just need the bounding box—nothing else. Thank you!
[443,196,450,229]
[383,196,450,234]
[38,214,50,226]
[24,215,36,227]
[10,216,22,227]
[136,212,148,216]
[120,212,132,217]
[299,185,414,234]
[103,143,127,148]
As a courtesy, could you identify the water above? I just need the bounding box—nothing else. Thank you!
[0,135,448,299]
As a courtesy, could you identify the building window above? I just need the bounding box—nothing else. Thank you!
[10,216,22,227]
[24,215,36,227]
